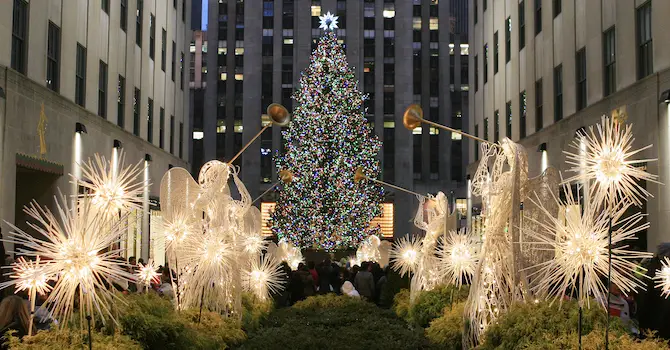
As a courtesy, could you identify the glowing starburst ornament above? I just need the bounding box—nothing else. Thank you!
[524,187,652,308]
[390,235,422,278]
[136,259,160,291]
[437,229,479,287]
[4,256,53,336]
[318,11,339,31]
[79,152,145,213]
[655,257,670,298]
[163,212,195,248]
[243,255,285,301]
[564,116,658,207]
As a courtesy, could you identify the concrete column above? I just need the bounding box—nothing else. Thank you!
[394,0,414,237]
[203,0,218,162]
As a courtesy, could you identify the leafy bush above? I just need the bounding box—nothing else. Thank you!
[241,292,273,332]
[4,328,141,350]
[520,330,669,349]
[425,302,465,349]
[178,309,247,349]
[410,285,470,327]
[478,299,626,350]
[392,288,410,321]
[240,294,425,350]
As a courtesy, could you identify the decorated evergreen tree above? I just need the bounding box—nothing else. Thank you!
[271,27,383,251]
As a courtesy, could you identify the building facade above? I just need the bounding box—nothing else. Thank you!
[468,0,670,251]
[192,0,470,237]
[0,0,192,263]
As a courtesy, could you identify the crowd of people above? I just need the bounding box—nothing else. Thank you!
[274,259,389,307]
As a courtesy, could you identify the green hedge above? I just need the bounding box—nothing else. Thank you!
[392,285,470,328]
[4,328,141,350]
[240,294,425,350]
[241,292,274,332]
[425,302,465,349]
[520,331,669,349]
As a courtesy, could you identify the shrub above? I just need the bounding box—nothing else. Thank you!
[378,268,410,308]
[240,294,425,350]
[4,328,141,350]
[478,299,626,350]
[392,288,410,321]
[241,292,273,332]
[520,330,670,350]
[425,302,465,349]
[178,309,247,349]
[410,285,470,327]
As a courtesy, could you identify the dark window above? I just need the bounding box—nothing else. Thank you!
[506,101,512,138]
[170,115,175,154]
[102,0,109,13]
[282,64,292,84]
[171,41,176,81]
[520,91,527,138]
[159,107,165,149]
[383,92,394,115]
[120,0,127,31]
[494,110,500,142]
[147,99,154,143]
[519,0,525,49]
[161,29,166,71]
[182,0,186,22]
[180,52,184,90]
[283,0,294,29]
[484,117,489,141]
[117,75,125,127]
[384,38,394,57]
[75,43,87,107]
[47,22,61,92]
[149,14,156,60]
[133,88,141,136]
[576,48,586,111]
[603,27,616,96]
[179,122,184,158]
[494,32,499,74]
[283,38,293,56]
[484,44,488,83]
[474,124,479,160]
[636,2,652,80]
[535,0,542,35]
[98,60,108,118]
[474,54,479,91]
[505,17,511,63]
[553,0,561,17]
[474,0,478,24]
[554,65,562,121]
[136,0,143,46]
[483,0,487,11]
[535,79,543,131]
[11,0,28,74]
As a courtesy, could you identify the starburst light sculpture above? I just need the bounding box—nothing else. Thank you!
[655,257,670,299]
[243,255,285,301]
[4,257,53,336]
[390,235,422,278]
[136,259,160,292]
[437,229,479,288]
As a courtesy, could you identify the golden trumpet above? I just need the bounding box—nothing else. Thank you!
[229,103,291,164]
[279,169,294,183]
[403,104,494,145]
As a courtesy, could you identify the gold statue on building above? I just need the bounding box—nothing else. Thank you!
[38,102,47,158]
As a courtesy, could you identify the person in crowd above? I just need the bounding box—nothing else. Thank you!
[354,262,376,301]
[330,261,342,294]
[0,296,31,346]
[274,261,292,308]
[375,266,388,305]
[290,264,305,304]
[341,281,360,298]
[318,259,333,294]
[158,269,175,300]
[637,243,670,339]
[127,256,138,293]
[299,264,316,299]
[349,265,359,284]
[33,289,55,331]
[307,261,319,289]
[138,258,145,266]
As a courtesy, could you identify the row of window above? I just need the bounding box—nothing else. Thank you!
[114,0,186,33]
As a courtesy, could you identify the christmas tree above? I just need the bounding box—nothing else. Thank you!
[271,30,383,251]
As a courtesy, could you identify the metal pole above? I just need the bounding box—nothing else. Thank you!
[228,124,271,164]
[365,176,426,198]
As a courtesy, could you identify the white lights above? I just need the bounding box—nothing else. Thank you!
[79,152,145,214]
[390,234,422,278]
[243,255,285,301]
[655,257,670,298]
[437,229,479,287]
[136,259,160,290]
[193,131,204,140]
[319,11,339,31]
[541,150,548,172]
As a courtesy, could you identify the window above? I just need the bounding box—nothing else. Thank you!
[11,0,28,74]
[483,0,487,11]
[173,0,177,8]
[519,1,525,49]
[98,60,108,118]
[603,27,616,96]
[475,55,479,91]
[474,124,479,160]
[133,88,140,136]
[494,110,500,142]
[505,17,511,63]
[576,48,586,111]
[170,115,175,154]
[171,41,176,81]
[136,0,143,46]
[47,22,61,92]
[161,29,166,71]
[180,52,185,90]
[535,79,543,131]
[120,0,127,31]
[506,101,512,138]
[147,99,154,143]
[75,44,87,107]
[159,107,165,149]
[474,0,478,24]
[182,0,186,22]
[535,0,542,35]
[484,117,489,141]
[494,32,499,74]
[283,0,294,29]
[554,65,562,121]
[636,2,652,80]
[484,44,488,83]
[149,14,156,60]
[117,75,125,127]
[520,91,527,138]
[553,0,561,17]
[179,122,184,158]
[102,0,109,13]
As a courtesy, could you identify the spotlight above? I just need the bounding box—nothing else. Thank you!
[660,89,670,103]
[113,139,123,149]
[144,154,152,162]
[75,122,87,134]
[537,143,547,152]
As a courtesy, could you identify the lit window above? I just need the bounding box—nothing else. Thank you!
[384,121,395,128]
[218,47,227,54]
[220,73,227,80]
[193,131,204,139]
[217,120,225,133]
[283,38,294,45]
[429,18,438,30]
[234,125,243,133]
[311,5,321,16]
[460,44,469,55]
[202,43,208,52]
[451,132,462,140]
[235,74,243,80]
[383,4,395,18]
[189,44,196,53]
[413,17,421,30]
[235,48,244,55]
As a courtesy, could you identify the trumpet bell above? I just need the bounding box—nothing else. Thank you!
[354,167,367,183]
[267,103,291,126]
[403,104,424,130]
[279,169,294,183]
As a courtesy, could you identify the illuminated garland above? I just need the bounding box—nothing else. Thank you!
[271,32,383,251]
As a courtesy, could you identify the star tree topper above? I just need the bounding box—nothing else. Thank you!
[319,12,339,31]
